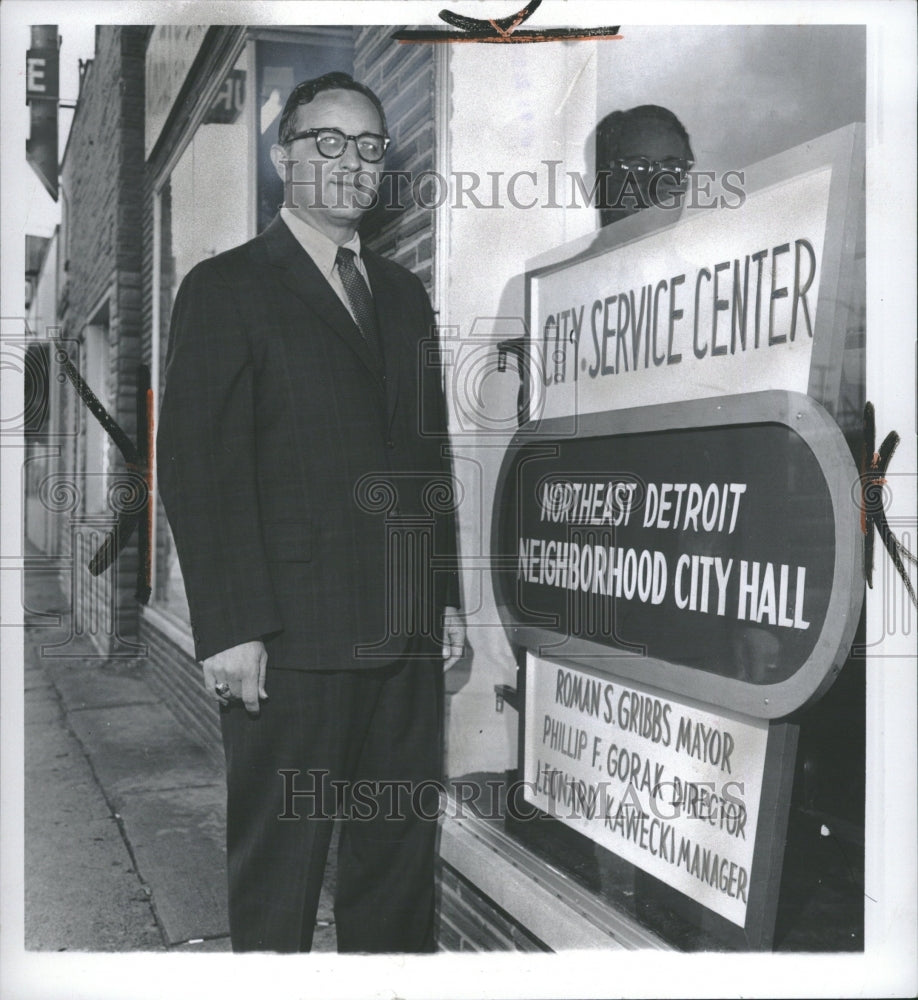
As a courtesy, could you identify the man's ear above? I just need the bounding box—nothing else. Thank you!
[270,143,293,183]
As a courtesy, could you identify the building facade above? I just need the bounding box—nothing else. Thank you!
[25,26,147,657]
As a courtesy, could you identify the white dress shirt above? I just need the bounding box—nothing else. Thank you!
[279,207,371,325]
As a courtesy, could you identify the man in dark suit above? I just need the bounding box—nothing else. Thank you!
[157,72,465,953]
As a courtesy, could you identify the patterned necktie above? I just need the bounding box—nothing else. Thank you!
[336,246,381,359]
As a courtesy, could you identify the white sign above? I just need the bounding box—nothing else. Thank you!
[523,654,769,926]
[145,25,209,158]
[530,167,832,420]
[26,57,48,95]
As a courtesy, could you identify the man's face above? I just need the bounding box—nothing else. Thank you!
[598,118,693,226]
[272,89,385,236]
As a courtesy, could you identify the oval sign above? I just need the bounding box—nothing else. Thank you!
[492,390,863,719]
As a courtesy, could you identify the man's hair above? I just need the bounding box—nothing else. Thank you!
[277,71,388,145]
[596,105,692,161]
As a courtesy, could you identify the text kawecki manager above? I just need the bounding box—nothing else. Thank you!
[157,72,465,953]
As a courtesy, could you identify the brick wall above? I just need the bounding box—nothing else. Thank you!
[354,27,437,296]
[140,616,223,766]
[438,863,547,952]
[56,26,147,652]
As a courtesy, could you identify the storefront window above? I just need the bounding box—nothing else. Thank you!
[442,28,867,952]
[154,47,250,622]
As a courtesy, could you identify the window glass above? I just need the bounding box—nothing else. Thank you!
[154,47,250,621]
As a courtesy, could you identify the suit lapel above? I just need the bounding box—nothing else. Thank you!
[259,216,384,384]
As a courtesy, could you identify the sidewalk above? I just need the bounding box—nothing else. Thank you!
[23,559,336,952]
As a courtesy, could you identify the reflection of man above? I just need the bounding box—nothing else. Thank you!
[595,104,694,226]
[157,72,465,953]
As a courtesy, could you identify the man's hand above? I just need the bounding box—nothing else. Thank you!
[442,606,466,672]
[202,640,268,713]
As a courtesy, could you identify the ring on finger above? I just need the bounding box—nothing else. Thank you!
[215,681,231,697]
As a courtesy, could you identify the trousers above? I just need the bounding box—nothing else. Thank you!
[219,653,442,952]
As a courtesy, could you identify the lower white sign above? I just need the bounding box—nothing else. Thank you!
[524,654,769,926]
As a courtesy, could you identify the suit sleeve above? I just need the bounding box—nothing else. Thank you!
[156,261,283,661]
[416,279,462,612]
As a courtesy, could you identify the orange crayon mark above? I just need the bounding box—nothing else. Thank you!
[396,31,623,45]
[145,386,154,592]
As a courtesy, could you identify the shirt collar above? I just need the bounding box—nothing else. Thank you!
[280,207,362,279]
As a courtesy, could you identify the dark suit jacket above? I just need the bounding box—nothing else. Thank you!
[157,215,459,670]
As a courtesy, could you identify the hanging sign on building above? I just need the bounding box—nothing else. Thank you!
[25,24,59,201]
[26,26,59,101]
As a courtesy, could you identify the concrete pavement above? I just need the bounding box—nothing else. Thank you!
[23,560,336,952]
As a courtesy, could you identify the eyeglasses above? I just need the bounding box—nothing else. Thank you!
[604,157,693,181]
[285,127,390,163]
